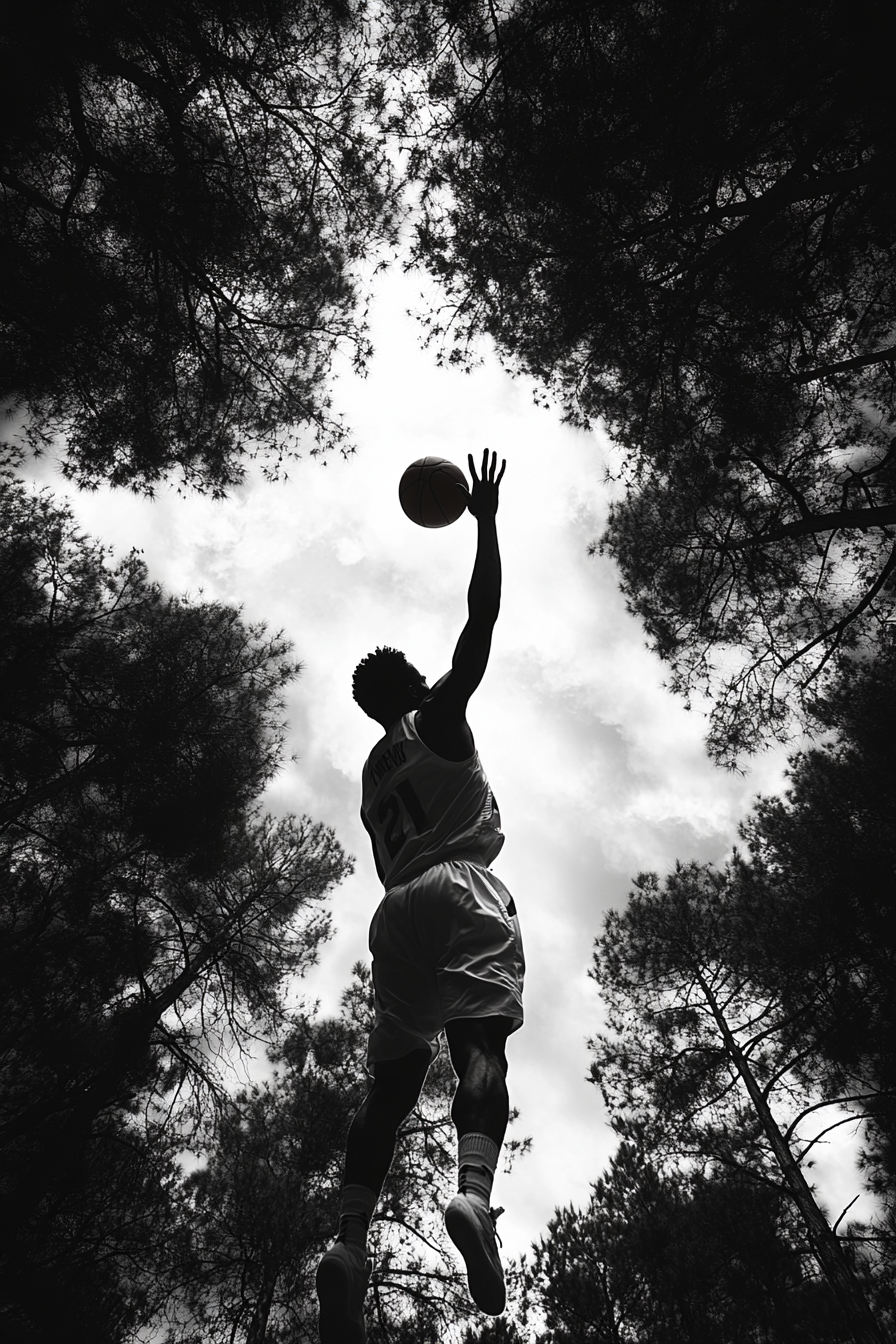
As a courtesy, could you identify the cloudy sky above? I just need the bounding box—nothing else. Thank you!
[22,266,872,1261]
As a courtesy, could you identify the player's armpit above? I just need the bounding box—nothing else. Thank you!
[422,616,493,717]
[415,690,475,761]
[415,623,490,760]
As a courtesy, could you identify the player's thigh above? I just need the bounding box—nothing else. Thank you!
[372,1047,432,1115]
[432,864,524,1025]
[445,1015,514,1079]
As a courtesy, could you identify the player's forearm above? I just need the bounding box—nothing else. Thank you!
[467,516,501,624]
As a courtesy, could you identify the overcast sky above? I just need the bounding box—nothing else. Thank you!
[21,266,873,1263]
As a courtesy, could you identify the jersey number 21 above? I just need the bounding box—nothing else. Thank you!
[377,780,428,858]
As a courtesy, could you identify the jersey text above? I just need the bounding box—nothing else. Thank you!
[370,739,407,785]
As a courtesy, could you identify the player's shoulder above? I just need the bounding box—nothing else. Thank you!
[416,675,475,760]
[420,670,464,712]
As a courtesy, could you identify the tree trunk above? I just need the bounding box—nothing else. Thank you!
[694,969,885,1344]
[0,883,266,1224]
[245,1261,280,1344]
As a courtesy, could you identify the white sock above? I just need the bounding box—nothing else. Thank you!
[337,1183,377,1256]
[458,1132,499,1211]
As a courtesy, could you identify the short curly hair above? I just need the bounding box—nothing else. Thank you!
[352,646,426,719]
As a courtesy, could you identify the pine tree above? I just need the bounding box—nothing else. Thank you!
[1,0,400,492]
[729,642,896,1300]
[403,0,896,762]
[590,864,887,1343]
[0,474,296,857]
[158,967,509,1344]
[526,1131,843,1344]
[0,479,353,1338]
[0,1112,188,1344]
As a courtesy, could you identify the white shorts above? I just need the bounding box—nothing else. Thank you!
[366,859,525,1075]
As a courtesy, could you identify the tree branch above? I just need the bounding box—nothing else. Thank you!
[796,1113,870,1165]
[783,1092,883,1147]
[727,504,896,550]
[793,345,896,383]
[686,150,891,277]
[773,541,896,679]
[0,169,68,217]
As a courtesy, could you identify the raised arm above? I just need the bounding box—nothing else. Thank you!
[453,449,505,695]
[416,450,506,758]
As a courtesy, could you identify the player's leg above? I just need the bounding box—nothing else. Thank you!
[445,1014,512,1148]
[317,1048,430,1344]
[443,1015,514,1316]
[343,1047,432,1213]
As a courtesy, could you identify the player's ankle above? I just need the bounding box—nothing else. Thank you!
[457,1132,499,1209]
[463,1189,489,1212]
[336,1183,377,1255]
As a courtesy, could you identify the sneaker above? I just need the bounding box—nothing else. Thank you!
[445,1195,506,1315]
[316,1240,371,1344]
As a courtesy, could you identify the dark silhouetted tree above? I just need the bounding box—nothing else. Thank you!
[0,478,353,1337]
[1,0,400,492]
[730,642,896,1278]
[525,1131,847,1344]
[402,0,896,762]
[590,863,887,1344]
[0,473,297,860]
[152,965,528,1343]
[0,1111,188,1344]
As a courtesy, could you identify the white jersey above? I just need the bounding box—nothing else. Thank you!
[360,711,504,889]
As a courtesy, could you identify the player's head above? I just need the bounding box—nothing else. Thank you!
[352,646,428,728]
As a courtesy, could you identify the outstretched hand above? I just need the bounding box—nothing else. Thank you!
[464,449,506,521]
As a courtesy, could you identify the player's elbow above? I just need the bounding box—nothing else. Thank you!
[451,620,495,692]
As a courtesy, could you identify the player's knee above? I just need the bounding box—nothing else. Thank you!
[372,1052,429,1119]
[446,1016,511,1076]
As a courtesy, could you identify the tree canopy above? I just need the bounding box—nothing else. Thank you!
[525,1132,846,1344]
[733,642,896,1217]
[0,472,297,858]
[584,646,896,1342]
[406,0,896,762]
[157,968,479,1344]
[1,0,400,493]
[0,478,354,1339]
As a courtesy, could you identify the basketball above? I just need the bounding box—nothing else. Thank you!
[399,457,468,528]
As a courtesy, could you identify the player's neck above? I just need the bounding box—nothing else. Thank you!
[376,702,421,732]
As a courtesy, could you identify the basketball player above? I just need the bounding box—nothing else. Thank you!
[315,450,524,1344]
